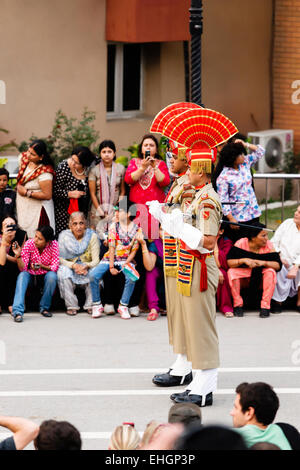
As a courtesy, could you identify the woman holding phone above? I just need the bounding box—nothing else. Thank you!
[11,226,59,322]
[124,134,170,239]
[0,216,27,314]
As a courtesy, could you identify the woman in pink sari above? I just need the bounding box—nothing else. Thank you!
[227,223,282,318]
[125,134,170,239]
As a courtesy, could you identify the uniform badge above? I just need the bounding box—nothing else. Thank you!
[203,210,210,220]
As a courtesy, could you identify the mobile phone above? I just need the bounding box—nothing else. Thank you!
[33,263,40,269]
[145,150,150,159]
[7,224,17,232]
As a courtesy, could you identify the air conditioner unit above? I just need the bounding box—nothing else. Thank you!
[247,129,293,173]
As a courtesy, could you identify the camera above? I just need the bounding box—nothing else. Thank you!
[7,224,17,232]
[145,150,151,158]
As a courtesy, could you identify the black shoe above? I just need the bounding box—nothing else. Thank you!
[233,307,244,317]
[259,308,270,318]
[173,391,213,407]
[152,369,193,387]
[14,315,23,323]
[41,311,53,318]
[271,300,282,314]
[170,389,191,401]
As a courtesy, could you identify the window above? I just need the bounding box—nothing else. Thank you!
[106,43,143,118]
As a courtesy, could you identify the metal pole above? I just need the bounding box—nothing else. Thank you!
[189,0,204,106]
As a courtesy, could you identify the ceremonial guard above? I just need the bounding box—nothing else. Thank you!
[148,105,238,406]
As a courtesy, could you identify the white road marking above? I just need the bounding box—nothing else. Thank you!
[0,388,299,397]
[0,366,300,375]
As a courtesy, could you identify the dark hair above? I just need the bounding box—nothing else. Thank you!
[30,139,55,168]
[212,142,246,190]
[168,403,202,427]
[36,225,55,242]
[99,139,116,159]
[250,442,281,450]
[72,146,95,168]
[236,382,279,426]
[138,134,160,159]
[0,214,17,232]
[175,424,247,450]
[34,420,82,450]
[0,168,9,179]
[117,200,137,221]
[246,222,267,241]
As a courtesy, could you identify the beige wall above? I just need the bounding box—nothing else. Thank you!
[0,0,273,160]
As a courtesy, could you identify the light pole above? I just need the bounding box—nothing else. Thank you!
[189,0,204,106]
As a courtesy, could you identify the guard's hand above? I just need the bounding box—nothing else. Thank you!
[147,200,164,222]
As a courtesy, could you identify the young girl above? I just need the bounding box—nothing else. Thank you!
[89,203,142,319]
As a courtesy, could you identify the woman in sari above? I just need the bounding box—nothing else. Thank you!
[16,140,56,238]
[227,223,282,318]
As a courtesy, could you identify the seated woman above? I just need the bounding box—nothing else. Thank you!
[57,212,100,316]
[136,230,165,321]
[11,226,59,322]
[89,202,142,320]
[214,224,234,317]
[0,216,27,313]
[227,223,282,318]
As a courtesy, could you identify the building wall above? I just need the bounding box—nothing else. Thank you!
[272,0,300,153]
[0,0,273,160]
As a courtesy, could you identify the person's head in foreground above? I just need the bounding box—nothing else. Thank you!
[109,424,141,450]
[34,420,81,450]
[230,382,279,428]
[174,424,248,450]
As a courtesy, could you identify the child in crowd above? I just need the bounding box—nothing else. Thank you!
[0,168,16,221]
[89,203,142,319]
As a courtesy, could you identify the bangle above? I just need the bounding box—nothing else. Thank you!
[142,249,148,254]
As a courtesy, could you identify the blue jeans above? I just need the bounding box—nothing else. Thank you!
[12,271,58,317]
[89,263,136,306]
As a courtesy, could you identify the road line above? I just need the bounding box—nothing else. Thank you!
[0,388,299,397]
[0,366,300,375]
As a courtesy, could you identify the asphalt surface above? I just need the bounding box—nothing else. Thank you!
[0,308,299,450]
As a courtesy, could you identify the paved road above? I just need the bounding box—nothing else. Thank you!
[0,309,299,450]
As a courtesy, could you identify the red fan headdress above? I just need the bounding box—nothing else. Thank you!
[150,102,202,162]
[162,107,238,174]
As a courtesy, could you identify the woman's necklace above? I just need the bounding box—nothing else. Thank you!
[74,168,86,176]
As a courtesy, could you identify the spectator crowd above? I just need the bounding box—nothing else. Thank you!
[1,132,300,452]
[1,133,300,322]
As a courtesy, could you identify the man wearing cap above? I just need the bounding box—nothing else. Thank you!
[148,104,237,406]
[152,140,195,387]
[149,148,222,406]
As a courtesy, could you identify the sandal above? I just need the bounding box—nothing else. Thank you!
[41,310,53,318]
[66,309,78,316]
[225,311,234,318]
[14,314,23,323]
[147,309,160,321]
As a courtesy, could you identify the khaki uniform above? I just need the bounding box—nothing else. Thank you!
[172,183,222,369]
[163,174,195,345]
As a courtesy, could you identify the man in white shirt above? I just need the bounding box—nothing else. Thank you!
[271,205,300,312]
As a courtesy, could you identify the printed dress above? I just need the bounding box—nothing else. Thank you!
[53,159,89,236]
